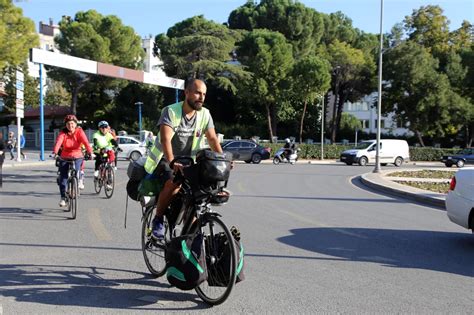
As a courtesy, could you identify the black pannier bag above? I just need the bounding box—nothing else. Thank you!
[126,179,141,201]
[165,232,208,290]
[127,157,147,181]
[195,149,231,185]
[206,226,245,287]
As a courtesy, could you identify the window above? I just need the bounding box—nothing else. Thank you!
[359,119,368,129]
[374,119,385,129]
[225,142,240,149]
[241,142,255,149]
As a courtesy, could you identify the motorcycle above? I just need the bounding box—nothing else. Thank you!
[273,147,300,165]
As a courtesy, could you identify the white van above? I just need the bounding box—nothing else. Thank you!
[340,139,410,166]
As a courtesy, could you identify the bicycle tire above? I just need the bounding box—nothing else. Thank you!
[195,215,237,306]
[69,177,78,219]
[104,165,115,199]
[94,173,102,194]
[141,206,168,277]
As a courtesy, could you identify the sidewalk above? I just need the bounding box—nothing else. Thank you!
[2,150,56,168]
[360,170,446,208]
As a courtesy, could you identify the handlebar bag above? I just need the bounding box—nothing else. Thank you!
[196,149,231,185]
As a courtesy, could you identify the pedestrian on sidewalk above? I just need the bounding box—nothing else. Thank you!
[7,131,16,160]
[0,132,5,187]
[19,132,26,160]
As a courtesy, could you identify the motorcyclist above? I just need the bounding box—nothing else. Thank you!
[283,138,292,161]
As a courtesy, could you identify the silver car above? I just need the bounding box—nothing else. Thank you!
[116,135,147,161]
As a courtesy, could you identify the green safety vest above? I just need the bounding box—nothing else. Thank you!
[144,102,211,174]
[92,131,114,153]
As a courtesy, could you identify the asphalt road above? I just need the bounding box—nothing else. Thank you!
[0,161,473,314]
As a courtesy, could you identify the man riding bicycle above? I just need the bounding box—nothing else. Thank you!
[52,114,93,207]
[93,121,118,178]
[144,78,223,240]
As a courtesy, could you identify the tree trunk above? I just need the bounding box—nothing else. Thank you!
[335,91,348,143]
[415,130,425,147]
[265,103,274,142]
[71,86,78,115]
[299,99,308,144]
[330,89,339,144]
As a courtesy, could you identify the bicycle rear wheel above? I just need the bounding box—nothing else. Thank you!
[195,215,237,306]
[104,165,115,199]
[141,207,168,277]
[68,177,78,219]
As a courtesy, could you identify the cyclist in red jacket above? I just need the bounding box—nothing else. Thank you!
[52,114,93,207]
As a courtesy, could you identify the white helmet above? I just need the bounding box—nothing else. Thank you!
[285,138,290,143]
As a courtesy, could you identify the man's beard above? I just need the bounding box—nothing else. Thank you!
[188,99,203,111]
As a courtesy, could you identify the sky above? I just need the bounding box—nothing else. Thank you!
[16,0,473,38]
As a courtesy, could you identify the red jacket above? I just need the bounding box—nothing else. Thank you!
[53,127,93,158]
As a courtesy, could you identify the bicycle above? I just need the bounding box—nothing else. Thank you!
[141,153,237,305]
[94,151,115,198]
[55,156,82,219]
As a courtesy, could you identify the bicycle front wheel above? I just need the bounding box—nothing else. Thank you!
[68,177,78,220]
[104,166,115,199]
[141,207,168,277]
[195,215,237,306]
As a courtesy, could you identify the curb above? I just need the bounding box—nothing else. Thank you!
[360,172,446,208]
[3,160,56,168]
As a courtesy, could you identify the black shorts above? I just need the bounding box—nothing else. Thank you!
[153,158,174,183]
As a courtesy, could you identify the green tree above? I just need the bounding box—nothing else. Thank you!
[0,0,39,71]
[236,29,294,140]
[3,64,39,111]
[228,0,324,58]
[323,40,375,143]
[383,41,464,146]
[45,79,71,106]
[47,10,144,115]
[320,12,357,46]
[289,56,331,143]
[403,5,450,58]
[154,15,248,93]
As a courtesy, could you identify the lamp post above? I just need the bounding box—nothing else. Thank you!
[320,94,325,160]
[135,101,143,137]
[374,0,384,173]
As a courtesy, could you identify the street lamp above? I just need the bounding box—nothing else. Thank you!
[135,101,143,137]
[374,0,384,173]
[320,94,325,160]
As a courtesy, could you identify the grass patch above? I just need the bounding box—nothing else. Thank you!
[387,170,456,179]
[394,181,450,194]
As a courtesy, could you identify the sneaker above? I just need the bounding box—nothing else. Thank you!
[151,217,165,240]
[106,184,113,190]
[59,198,67,207]
[78,179,85,190]
[94,170,99,178]
[113,166,117,171]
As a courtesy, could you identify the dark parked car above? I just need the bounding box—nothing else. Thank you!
[221,140,271,164]
[440,148,474,168]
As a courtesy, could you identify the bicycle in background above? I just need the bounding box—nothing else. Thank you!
[94,150,115,198]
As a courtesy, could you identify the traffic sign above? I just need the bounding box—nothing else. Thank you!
[16,70,24,82]
[16,90,24,100]
[16,99,24,107]
[16,80,24,91]
[16,108,24,118]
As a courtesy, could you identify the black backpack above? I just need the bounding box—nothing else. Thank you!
[165,232,208,290]
[207,226,245,287]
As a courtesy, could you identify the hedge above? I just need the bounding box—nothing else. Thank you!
[261,143,462,161]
